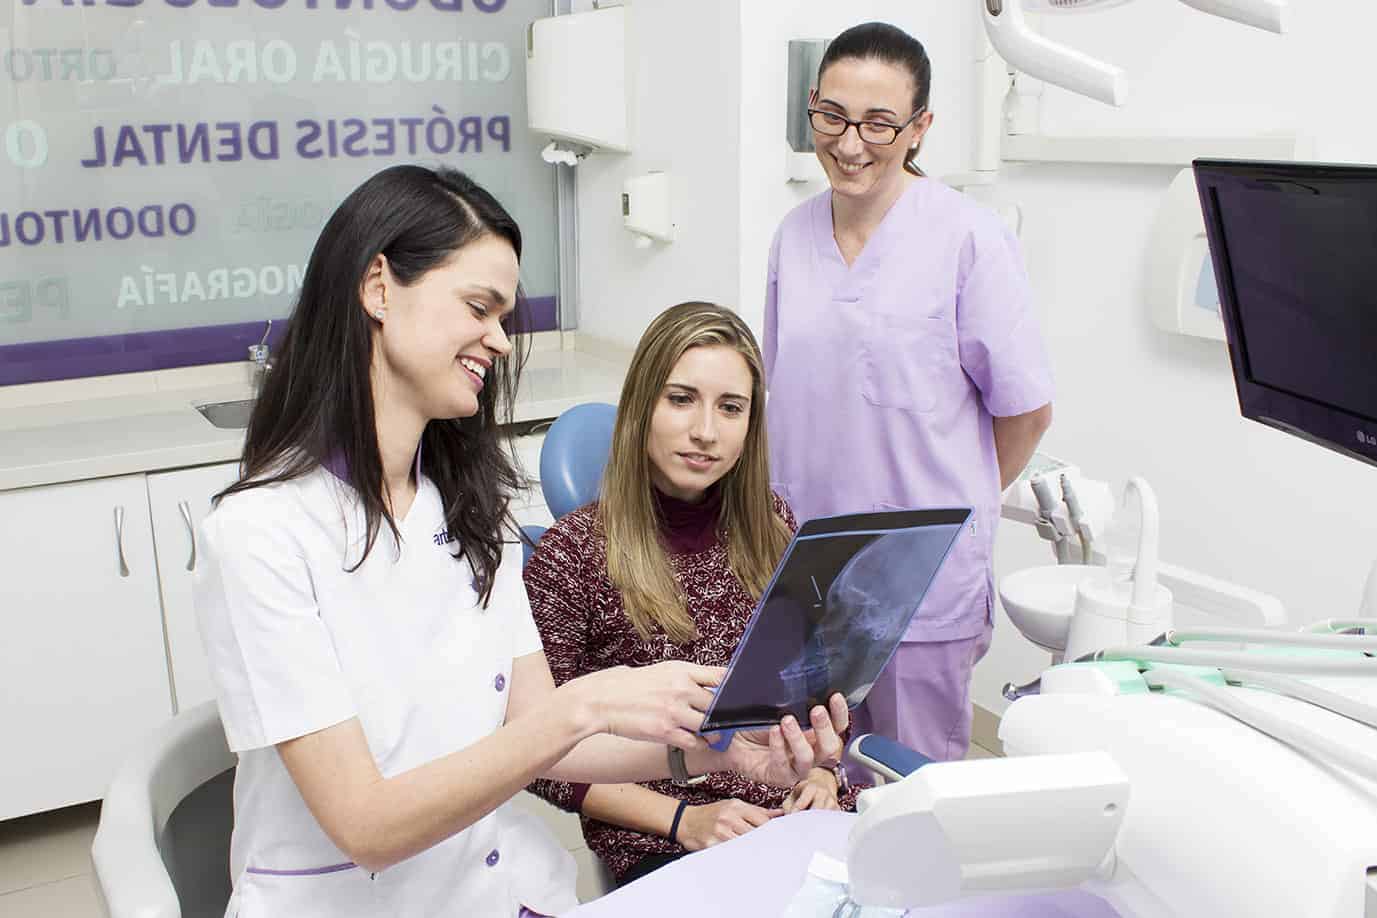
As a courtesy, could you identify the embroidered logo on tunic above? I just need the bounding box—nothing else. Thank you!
[432,529,457,546]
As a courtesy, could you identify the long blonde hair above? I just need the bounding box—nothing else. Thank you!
[602,302,793,644]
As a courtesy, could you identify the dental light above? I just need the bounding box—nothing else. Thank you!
[980,0,1288,106]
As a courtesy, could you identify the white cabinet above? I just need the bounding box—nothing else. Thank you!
[0,430,548,821]
[146,461,240,713]
[0,474,172,821]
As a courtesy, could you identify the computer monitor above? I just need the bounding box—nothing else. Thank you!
[1194,159,1377,469]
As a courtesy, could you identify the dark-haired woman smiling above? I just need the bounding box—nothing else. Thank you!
[194,165,850,917]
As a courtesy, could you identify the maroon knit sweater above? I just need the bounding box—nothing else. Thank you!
[524,489,860,883]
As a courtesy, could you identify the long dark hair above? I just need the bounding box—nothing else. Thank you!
[819,22,932,177]
[217,164,530,605]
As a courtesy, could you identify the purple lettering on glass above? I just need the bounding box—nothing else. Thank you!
[73,208,100,242]
[15,212,43,246]
[42,210,68,243]
[295,119,322,159]
[425,106,454,154]
[340,118,368,157]
[215,121,242,161]
[137,205,164,237]
[142,123,172,162]
[371,118,395,156]
[247,120,279,159]
[456,116,480,153]
[399,117,423,154]
[106,207,133,240]
[169,203,196,236]
[112,125,147,166]
[179,122,210,162]
[487,115,509,152]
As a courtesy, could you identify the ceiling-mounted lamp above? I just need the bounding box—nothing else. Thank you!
[980,0,1288,107]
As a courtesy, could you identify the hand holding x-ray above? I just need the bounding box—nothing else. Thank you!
[716,693,849,788]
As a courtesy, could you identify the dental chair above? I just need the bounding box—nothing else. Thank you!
[519,402,617,564]
[90,711,615,917]
[91,700,235,918]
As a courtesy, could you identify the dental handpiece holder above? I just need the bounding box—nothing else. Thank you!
[1063,477,1172,662]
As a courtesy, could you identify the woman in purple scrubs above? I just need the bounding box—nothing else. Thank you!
[764,22,1054,769]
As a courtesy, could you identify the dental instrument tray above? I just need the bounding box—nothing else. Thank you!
[699,507,970,739]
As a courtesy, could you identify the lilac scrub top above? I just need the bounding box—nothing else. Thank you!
[764,178,1054,642]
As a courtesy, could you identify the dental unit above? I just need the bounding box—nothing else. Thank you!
[808,159,1377,917]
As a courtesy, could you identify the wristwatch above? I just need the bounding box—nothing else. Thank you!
[827,760,850,795]
[667,745,707,787]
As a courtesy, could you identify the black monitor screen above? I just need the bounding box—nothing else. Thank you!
[1196,159,1377,467]
[1214,183,1377,423]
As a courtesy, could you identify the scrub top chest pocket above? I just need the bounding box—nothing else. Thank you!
[861,311,955,414]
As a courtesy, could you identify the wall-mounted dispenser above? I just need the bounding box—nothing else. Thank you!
[1146,168,1224,341]
[527,6,630,161]
[784,39,829,184]
[622,172,674,248]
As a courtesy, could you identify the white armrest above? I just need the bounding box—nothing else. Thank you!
[91,702,234,918]
[1157,561,1287,628]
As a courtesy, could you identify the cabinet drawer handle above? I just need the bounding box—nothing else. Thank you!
[114,506,130,578]
[178,500,197,571]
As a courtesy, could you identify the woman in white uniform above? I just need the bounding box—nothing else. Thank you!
[195,165,848,918]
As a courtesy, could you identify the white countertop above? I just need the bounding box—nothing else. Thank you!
[0,337,630,492]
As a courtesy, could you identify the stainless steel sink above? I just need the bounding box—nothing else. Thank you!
[196,398,255,429]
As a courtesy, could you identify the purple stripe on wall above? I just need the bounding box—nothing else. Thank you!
[0,296,558,387]
[522,294,558,335]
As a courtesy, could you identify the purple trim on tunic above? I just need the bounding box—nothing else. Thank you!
[320,441,422,488]
[244,861,357,877]
[0,296,557,386]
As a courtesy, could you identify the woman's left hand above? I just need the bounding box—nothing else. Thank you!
[719,693,848,788]
[783,767,841,814]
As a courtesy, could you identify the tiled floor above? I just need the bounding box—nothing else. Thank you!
[0,802,104,917]
[0,744,1000,918]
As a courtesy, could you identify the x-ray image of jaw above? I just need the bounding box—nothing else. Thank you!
[778,526,959,709]
[701,513,967,733]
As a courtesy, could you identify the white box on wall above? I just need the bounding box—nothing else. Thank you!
[527,6,631,152]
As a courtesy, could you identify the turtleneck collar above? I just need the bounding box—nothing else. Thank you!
[653,483,724,555]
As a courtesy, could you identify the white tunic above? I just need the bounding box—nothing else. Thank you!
[195,467,578,917]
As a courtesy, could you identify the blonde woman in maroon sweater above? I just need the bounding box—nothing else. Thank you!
[525,302,860,888]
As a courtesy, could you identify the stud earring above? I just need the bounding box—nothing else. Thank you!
[373,309,385,320]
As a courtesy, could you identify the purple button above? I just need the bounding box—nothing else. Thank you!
[494,673,506,692]
[485,849,500,867]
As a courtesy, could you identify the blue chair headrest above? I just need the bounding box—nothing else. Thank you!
[519,524,546,568]
[539,402,617,519]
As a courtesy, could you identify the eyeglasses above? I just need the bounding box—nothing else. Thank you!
[807,108,924,146]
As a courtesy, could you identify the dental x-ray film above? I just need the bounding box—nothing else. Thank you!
[699,508,971,735]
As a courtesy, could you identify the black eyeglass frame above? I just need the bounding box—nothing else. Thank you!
[806,107,925,146]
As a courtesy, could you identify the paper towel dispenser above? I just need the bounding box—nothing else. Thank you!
[526,6,630,154]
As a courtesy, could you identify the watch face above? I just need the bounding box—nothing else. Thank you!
[668,745,691,785]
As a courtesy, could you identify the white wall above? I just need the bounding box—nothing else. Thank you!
[571,0,743,350]
[574,1,1377,718]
